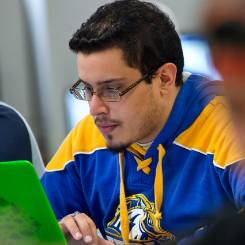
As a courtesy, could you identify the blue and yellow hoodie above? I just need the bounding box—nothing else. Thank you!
[41,74,245,244]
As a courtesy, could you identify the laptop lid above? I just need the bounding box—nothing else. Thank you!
[0,160,67,245]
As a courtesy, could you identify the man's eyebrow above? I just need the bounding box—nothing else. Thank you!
[81,77,125,86]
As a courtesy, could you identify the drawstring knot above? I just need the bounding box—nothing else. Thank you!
[134,157,152,174]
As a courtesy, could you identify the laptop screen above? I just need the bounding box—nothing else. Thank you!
[0,160,66,245]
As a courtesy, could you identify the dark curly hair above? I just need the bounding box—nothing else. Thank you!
[69,0,184,86]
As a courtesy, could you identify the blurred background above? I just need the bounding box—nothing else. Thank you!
[0,0,220,163]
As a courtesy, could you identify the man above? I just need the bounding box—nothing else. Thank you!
[189,1,245,244]
[0,101,44,177]
[41,0,245,244]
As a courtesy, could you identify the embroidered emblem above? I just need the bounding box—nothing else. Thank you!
[105,194,175,242]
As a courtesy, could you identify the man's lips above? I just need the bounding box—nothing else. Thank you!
[96,123,118,134]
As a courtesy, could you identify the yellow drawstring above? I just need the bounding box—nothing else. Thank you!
[154,145,165,231]
[119,144,165,243]
[119,151,129,245]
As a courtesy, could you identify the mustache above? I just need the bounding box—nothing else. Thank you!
[94,115,120,125]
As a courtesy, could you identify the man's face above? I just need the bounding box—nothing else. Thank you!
[76,48,168,150]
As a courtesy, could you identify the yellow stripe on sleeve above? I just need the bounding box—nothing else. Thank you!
[174,97,245,168]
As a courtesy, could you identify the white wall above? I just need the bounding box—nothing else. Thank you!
[0,0,204,162]
[0,0,44,154]
[160,0,203,33]
[0,0,31,121]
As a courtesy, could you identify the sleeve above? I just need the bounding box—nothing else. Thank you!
[215,160,245,209]
[0,102,44,176]
[210,107,245,208]
[41,127,89,220]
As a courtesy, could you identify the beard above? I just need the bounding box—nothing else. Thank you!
[95,88,163,152]
[106,134,131,152]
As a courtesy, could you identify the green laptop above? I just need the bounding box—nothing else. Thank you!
[0,160,67,245]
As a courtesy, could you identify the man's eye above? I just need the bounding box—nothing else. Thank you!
[103,88,117,94]
[108,88,118,92]
[84,86,93,91]
[105,87,119,90]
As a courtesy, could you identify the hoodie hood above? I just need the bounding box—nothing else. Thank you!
[146,74,222,158]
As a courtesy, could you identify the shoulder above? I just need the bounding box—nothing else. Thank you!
[0,102,26,128]
[174,96,244,168]
[0,102,44,175]
[0,102,31,160]
[70,115,107,153]
[0,102,30,144]
[46,115,107,171]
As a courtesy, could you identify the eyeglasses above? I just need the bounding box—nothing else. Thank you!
[69,74,149,102]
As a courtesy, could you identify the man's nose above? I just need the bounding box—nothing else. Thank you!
[89,94,109,116]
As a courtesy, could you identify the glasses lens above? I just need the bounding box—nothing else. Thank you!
[101,89,120,102]
[70,81,122,102]
[78,83,91,101]
[70,82,89,101]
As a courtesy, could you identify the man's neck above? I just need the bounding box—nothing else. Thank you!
[137,84,182,145]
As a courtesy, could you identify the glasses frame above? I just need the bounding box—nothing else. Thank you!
[69,74,150,102]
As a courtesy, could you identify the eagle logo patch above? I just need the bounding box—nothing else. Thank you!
[105,194,175,243]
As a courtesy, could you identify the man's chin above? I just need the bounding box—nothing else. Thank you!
[106,139,130,152]
[103,133,131,151]
[107,143,130,152]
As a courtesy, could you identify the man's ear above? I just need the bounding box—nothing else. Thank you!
[157,63,177,92]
